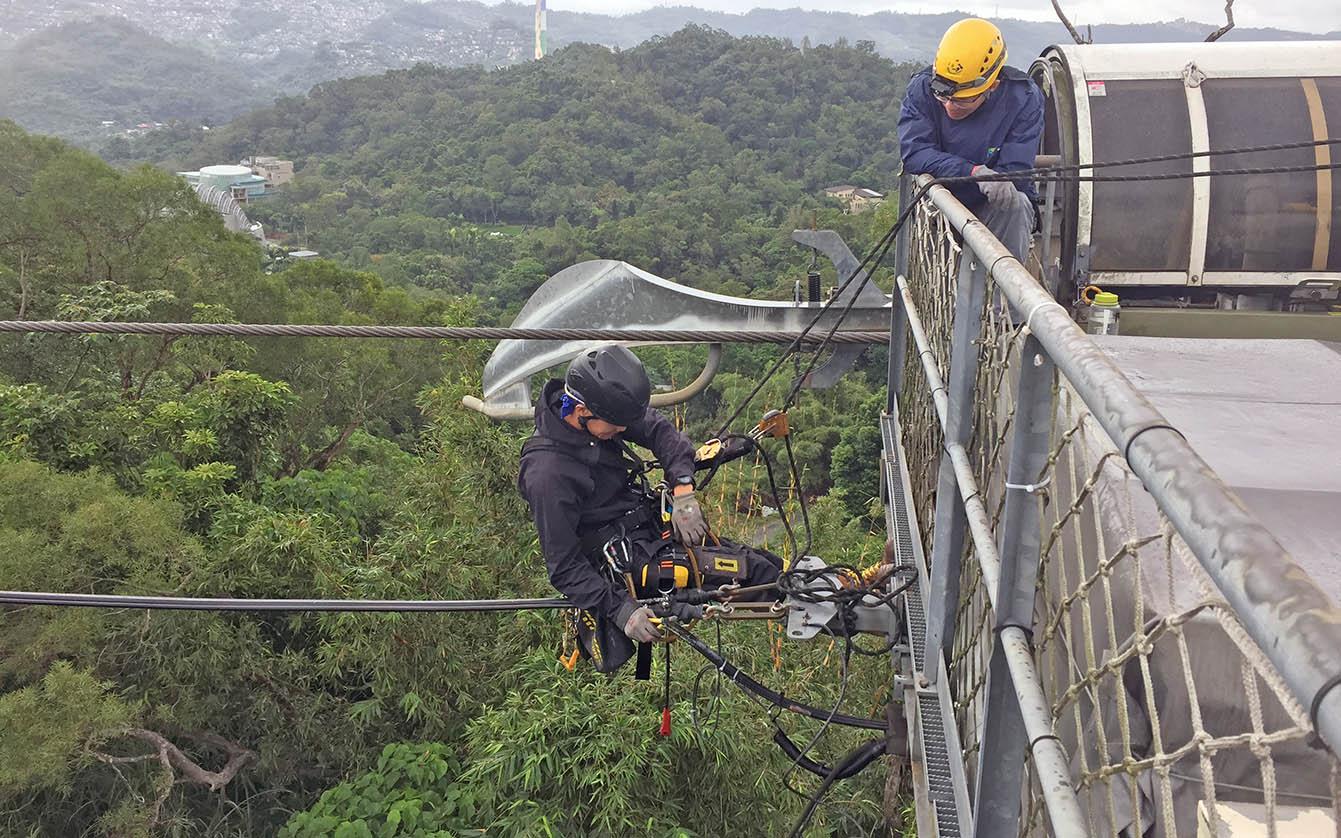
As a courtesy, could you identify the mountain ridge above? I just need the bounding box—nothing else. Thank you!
[3,1,1337,142]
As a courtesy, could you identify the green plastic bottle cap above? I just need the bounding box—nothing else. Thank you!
[1093,291,1120,307]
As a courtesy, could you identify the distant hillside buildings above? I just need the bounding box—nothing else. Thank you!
[244,156,295,187]
[177,156,294,203]
[177,156,291,243]
[823,185,885,214]
[179,164,267,202]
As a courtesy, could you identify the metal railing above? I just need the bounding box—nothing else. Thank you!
[889,173,1341,836]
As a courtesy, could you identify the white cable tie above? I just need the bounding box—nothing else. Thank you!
[1023,300,1065,337]
[1004,474,1052,493]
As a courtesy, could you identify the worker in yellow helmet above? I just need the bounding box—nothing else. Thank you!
[898,18,1043,261]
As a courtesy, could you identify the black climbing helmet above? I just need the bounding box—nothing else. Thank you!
[564,345,651,427]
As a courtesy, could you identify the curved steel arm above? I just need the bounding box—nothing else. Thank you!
[651,342,722,408]
[463,250,889,421]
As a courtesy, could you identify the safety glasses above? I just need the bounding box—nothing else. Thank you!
[930,51,1004,102]
[931,75,989,103]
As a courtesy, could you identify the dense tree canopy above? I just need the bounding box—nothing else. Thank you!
[0,25,906,836]
[114,28,916,316]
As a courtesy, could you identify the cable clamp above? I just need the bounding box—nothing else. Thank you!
[1028,732,1064,752]
[1307,673,1341,752]
[1123,423,1185,464]
[1023,300,1065,336]
[1004,474,1051,494]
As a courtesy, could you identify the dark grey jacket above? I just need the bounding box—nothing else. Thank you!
[517,378,696,621]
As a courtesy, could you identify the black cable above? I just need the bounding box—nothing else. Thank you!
[786,737,889,838]
[713,206,911,438]
[0,591,572,612]
[1031,160,1341,184]
[782,156,1341,417]
[777,562,868,605]
[781,432,814,559]
[773,728,834,779]
[666,623,887,730]
[781,622,852,801]
[943,136,1341,185]
[689,619,726,733]
[662,637,673,735]
[713,136,1341,440]
[757,439,801,561]
[783,228,901,410]
[773,728,891,782]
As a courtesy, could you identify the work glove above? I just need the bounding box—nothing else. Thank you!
[618,603,662,643]
[971,165,1017,210]
[670,489,710,546]
[666,601,704,623]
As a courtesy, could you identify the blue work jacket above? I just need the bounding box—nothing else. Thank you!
[897,65,1044,210]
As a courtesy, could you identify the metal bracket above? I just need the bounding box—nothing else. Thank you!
[791,230,889,389]
[783,555,901,640]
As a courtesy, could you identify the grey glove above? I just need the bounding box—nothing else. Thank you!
[617,602,662,644]
[972,165,1017,209]
[666,601,704,623]
[670,489,710,546]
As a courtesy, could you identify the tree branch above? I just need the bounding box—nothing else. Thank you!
[94,738,174,826]
[16,247,29,320]
[118,728,256,792]
[93,751,159,765]
[1051,0,1089,44]
[1206,0,1234,41]
[304,419,363,472]
[133,335,180,401]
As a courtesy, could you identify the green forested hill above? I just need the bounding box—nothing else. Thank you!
[0,18,265,144]
[115,28,915,309]
[0,27,902,836]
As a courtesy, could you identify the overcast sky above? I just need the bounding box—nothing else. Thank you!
[514,1,1340,35]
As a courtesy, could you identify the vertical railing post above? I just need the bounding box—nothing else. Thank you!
[888,175,912,413]
[924,249,987,680]
[895,174,913,281]
[973,334,1057,835]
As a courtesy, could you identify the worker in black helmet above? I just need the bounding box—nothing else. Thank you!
[518,344,781,673]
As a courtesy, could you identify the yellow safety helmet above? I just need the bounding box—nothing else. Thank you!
[932,18,1006,100]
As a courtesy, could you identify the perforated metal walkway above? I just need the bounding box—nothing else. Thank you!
[883,411,973,837]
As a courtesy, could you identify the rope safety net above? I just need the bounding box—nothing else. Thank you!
[897,189,1341,837]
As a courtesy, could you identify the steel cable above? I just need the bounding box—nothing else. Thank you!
[0,322,887,344]
[0,591,572,612]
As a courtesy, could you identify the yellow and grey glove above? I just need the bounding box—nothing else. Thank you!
[670,489,710,546]
[617,602,662,643]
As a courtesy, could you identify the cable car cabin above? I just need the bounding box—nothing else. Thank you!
[1030,42,1341,329]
